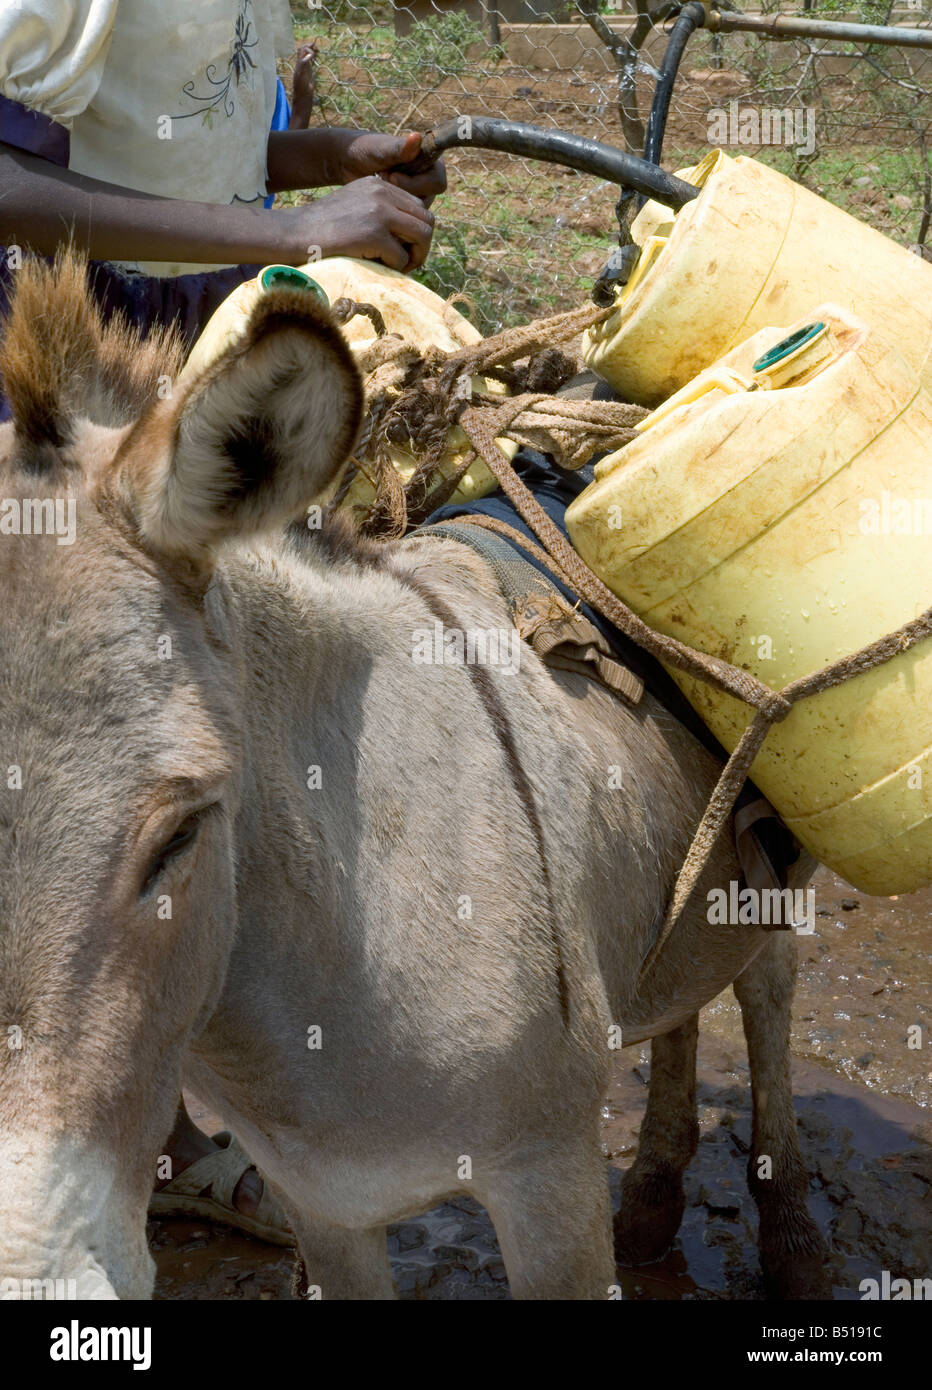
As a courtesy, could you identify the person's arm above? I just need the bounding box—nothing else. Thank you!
[0,143,436,270]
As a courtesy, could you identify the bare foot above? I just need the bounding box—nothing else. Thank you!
[154,1098,263,1217]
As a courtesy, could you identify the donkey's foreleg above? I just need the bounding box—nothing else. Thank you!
[289,1211,395,1300]
[482,1128,616,1299]
[613,1015,698,1265]
[733,933,830,1299]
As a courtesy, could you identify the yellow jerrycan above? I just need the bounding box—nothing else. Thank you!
[567,304,932,895]
[183,258,514,509]
[584,149,932,407]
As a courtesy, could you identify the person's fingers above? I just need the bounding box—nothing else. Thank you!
[380,177,434,223]
[395,131,422,165]
[387,143,446,202]
[388,170,445,202]
[385,182,434,266]
[371,233,411,272]
[404,239,429,271]
[294,179,433,272]
[353,131,421,175]
[385,208,433,266]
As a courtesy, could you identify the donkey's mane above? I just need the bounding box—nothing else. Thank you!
[285,510,394,572]
[0,251,185,463]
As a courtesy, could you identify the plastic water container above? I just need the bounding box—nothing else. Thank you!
[583,149,932,407]
[182,257,511,508]
[567,304,932,895]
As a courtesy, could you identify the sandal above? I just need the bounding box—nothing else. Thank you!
[148,1131,294,1246]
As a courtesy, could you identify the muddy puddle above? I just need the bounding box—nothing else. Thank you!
[152,867,929,1300]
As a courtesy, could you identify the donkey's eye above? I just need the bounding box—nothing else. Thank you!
[141,808,212,896]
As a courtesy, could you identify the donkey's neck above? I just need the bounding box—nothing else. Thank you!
[220,529,512,735]
[221,532,444,734]
[194,526,534,1057]
[215,529,514,883]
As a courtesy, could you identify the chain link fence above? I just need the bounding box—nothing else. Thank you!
[282,1,932,332]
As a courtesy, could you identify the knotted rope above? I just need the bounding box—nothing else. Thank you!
[332,300,647,536]
[331,297,932,985]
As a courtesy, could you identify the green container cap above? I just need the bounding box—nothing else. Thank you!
[259,265,330,307]
[753,321,826,373]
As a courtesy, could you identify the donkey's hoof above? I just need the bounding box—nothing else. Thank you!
[760,1221,832,1300]
[763,1252,833,1301]
[614,1179,685,1265]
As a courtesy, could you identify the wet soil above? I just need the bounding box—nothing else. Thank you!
[151,868,930,1300]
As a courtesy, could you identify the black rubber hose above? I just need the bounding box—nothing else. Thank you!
[396,117,699,211]
[592,3,705,304]
[643,1,706,171]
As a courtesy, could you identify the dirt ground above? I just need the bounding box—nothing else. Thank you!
[151,868,931,1301]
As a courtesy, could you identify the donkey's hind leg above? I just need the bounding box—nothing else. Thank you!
[733,932,830,1299]
[482,1126,616,1299]
[613,1015,699,1265]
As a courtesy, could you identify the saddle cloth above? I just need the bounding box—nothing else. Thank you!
[415,440,801,900]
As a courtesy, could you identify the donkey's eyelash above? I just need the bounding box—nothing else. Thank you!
[140,804,218,896]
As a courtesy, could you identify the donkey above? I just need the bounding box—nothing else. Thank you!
[0,255,828,1300]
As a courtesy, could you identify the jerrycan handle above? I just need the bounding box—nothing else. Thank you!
[635,320,838,435]
[635,365,754,433]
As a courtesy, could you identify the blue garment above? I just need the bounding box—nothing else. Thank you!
[0,92,70,165]
[0,94,259,423]
[265,77,293,209]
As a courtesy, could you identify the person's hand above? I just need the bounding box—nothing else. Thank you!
[282,176,435,271]
[289,42,318,129]
[337,131,446,206]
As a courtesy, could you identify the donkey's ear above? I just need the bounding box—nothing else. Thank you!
[112,289,363,559]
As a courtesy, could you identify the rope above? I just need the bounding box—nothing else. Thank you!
[339,298,648,538]
[458,397,793,713]
[500,394,646,471]
[455,396,932,986]
[330,296,388,338]
[332,296,932,986]
[436,302,619,381]
[443,512,581,593]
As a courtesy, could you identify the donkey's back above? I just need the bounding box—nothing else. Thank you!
[0,256,825,1300]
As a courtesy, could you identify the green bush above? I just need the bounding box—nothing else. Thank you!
[413,223,503,336]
